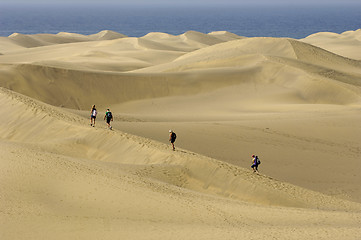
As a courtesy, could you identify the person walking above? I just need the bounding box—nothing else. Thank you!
[169,130,177,151]
[90,105,97,127]
[251,154,261,173]
[104,109,113,130]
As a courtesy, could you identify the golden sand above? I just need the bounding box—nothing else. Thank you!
[1,30,360,239]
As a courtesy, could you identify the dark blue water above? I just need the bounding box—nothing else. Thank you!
[0,4,360,39]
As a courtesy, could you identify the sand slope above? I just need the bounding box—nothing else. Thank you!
[1,87,361,240]
[1,30,361,239]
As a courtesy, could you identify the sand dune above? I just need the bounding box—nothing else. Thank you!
[1,86,360,240]
[1,35,360,109]
[141,30,230,51]
[208,30,245,41]
[0,30,127,54]
[1,30,361,239]
[135,37,361,74]
[0,31,233,73]
[301,29,361,60]
[0,87,355,209]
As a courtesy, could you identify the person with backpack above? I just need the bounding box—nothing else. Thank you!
[251,154,261,173]
[90,105,97,127]
[169,130,177,151]
[104,109,113,130]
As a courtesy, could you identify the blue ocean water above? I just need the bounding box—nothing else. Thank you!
[0,4,360,39]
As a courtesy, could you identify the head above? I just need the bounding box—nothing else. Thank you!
[169,130,172,133]
[92,105,95,109]
[252,155,255,158]
[107,109,110,111]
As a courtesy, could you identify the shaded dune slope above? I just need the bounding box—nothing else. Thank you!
[1,87,360,211]
[0,64,252,109]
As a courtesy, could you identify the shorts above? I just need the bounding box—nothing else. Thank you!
[170,139,175,143]
[106,117,112,124]
[91,115,96,119]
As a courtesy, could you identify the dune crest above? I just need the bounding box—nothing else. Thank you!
[208,31,245,41]
[88,30,127,40]
[8,32,49,48]
[1,30,128,53]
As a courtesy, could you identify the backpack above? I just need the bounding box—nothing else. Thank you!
[106,111,112,118]
[172,132,177,140]
[256,156,261,165]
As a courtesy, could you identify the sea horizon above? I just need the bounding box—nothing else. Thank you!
[0,3,360,39]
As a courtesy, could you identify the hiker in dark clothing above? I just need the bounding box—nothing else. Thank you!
[169,130,177,151]
[104,109,113,130]
[251,154,261,173]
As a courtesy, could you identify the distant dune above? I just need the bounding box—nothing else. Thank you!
[301,29,361,60]
[1,32,360,109]
[1,30,361,240]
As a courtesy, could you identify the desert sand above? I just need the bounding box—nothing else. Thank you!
[0,29,361,239]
